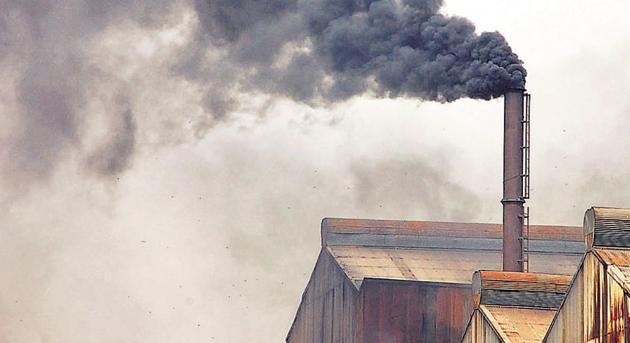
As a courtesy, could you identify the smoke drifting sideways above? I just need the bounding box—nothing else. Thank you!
[1,0,525,192]
[192,0,526,107]
[0,1,173,191]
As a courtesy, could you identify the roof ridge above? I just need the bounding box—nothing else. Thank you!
[321,218,583,247]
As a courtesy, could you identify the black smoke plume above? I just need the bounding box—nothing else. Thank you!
[2,0,525,188]
[193,0,526,105]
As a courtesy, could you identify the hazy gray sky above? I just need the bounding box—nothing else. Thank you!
[2,0,630,342]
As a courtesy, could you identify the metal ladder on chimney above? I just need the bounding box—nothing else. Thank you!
[520,93,531,272]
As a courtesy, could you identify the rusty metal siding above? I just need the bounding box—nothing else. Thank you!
[545,266,582,343]
[462,318,473,343]
[461,309,502,343]
[358,279,472,343]
[545,250,630,343]
[585,252,607,341]
[607,271,626,342]
[286,249,358,343]
[478,314,503,343]
[544,265,584,343]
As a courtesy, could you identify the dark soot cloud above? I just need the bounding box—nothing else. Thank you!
[3,0,525,187]
[194,0,526,104]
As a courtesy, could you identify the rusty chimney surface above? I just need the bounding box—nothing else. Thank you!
[502,89,526,272]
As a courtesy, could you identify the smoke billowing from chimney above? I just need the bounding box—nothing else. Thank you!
[2,0,525,190]
[193,0,526,105]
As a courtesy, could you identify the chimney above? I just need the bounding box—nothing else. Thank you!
[502,88,527,272]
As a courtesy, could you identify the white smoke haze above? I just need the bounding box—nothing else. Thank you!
[2,0,630,342]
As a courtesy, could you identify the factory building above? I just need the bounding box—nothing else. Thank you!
[286,90,630,342]
[286,218,583,343]
[287,207,630,343]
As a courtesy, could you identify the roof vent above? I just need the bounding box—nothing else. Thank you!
[584,207,630,250]
[472,271,571,310]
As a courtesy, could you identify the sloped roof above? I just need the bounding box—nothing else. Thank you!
[322,218,584,288]
[593,247,630,294]
[593,247,630,266]
[328,246,581,288]
[480,305,556,343]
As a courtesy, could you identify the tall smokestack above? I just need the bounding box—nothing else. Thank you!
[502,88,526,272]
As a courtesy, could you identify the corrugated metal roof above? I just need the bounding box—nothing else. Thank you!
[472,271,572,310]
[480,290,566,310]
[328,246,582,288]
[593,248,630,266]
[585,207,630,249]
[481,305,556,343]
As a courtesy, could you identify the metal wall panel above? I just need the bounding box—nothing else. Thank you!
[545,251,630,343]
[460,310,502,343]
[544,265,584,342]
[480,316,503,343]
[607,272,626,342]
[585,252,606,341]
[286,249,359,343]
[358,279,472,343]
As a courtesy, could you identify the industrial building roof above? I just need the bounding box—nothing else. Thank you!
[328,246,581,288]
[322,218,584,288]
[479,305,556,343]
